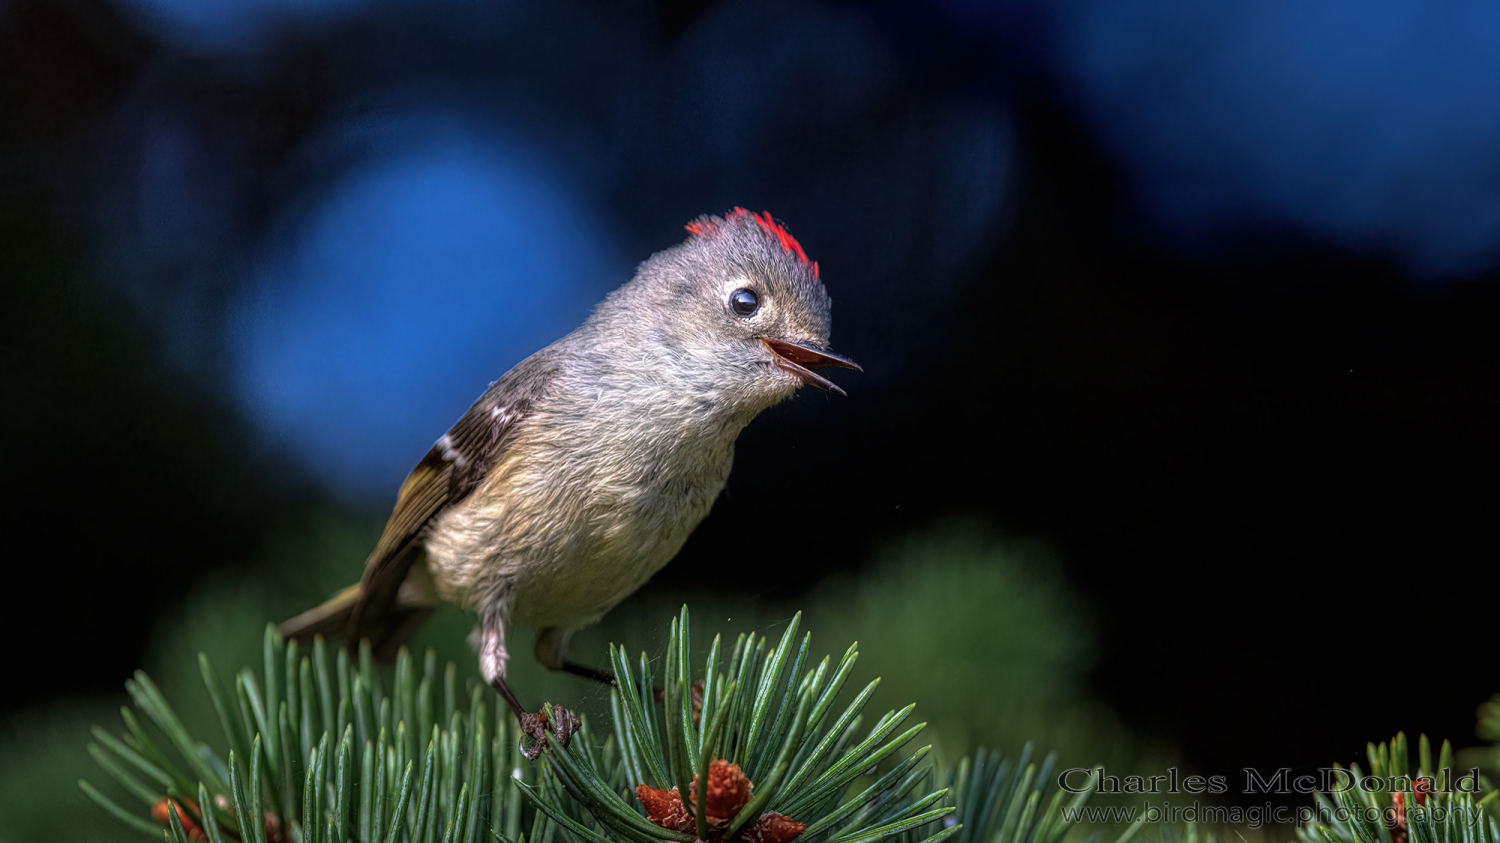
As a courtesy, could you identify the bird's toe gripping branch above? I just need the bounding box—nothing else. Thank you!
[518,705,581,760]
[487,672,579,759]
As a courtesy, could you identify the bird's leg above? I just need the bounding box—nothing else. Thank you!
[537,627,667,701]
[483,616,576,758]
[562,660,667,702]
[560,660,615,685]
[488,672,526,720]
[538,627,619,686]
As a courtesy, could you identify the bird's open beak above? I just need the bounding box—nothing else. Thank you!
[761,338,862,397]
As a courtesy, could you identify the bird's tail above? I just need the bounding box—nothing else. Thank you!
[278,584,434,661]
[279,584,361,642]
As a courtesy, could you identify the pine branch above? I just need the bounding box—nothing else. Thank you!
[82,623,523,843]
[79,608,1108,843]
[1297,732,1498,843]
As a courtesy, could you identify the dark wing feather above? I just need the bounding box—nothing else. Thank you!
[349,354,556,644]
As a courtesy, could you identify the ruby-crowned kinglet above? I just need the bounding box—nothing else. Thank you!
[281,208,858,750]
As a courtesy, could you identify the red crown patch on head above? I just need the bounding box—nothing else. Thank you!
[686,208,821,280]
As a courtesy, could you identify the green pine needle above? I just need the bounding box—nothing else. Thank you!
[80,612,1105,843]
[1296,732,1497,843]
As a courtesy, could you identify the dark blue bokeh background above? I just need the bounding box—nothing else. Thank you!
[5,0,1499,801]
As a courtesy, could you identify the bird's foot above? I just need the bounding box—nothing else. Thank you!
[519,705,581,760]
[518,711,548,759]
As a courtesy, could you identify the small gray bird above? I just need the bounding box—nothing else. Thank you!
[280,208,858,750]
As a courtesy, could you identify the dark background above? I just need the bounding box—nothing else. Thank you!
[4,0,1497,808]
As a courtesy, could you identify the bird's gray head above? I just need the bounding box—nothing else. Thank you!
[591,208,860,416]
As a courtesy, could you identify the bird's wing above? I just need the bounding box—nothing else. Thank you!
[350,354,557,641]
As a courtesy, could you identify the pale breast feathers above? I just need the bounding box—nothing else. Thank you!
[349,355,557,636]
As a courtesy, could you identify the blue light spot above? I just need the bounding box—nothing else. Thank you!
[234,126,620,498]
[1045,0,1500,278]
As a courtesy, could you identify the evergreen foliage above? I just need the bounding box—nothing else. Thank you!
[1296,733,1498,843]
[78,608,1121,843]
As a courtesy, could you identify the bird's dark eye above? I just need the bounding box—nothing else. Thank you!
[729,288,760,316]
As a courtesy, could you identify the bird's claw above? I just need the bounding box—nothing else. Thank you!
[551,705,581,747]
[518,706,581,760]
[518,711,548,760]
